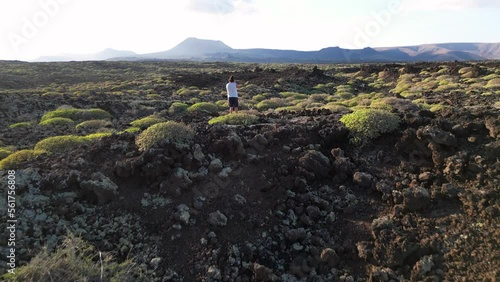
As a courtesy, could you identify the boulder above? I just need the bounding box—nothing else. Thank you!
[298,150,331,179]
[79,172,118,205]
[208,210,228,226]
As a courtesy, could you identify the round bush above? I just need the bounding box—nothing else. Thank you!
[0,150,45,170]
[208,113,259,125]
[340,109,400,142]
[9,122,32,129]
[34,135,91,154]
[187,102,219,114]
[135,121,194,151]
[41,108,111,122]
[169,102,189,114]
[76,119,112,131]
[130,116,164,129]
[39,117,74,126]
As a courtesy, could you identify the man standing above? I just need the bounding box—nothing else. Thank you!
[226,75,238,114]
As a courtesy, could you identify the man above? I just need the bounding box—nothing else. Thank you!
[226,75,238,114]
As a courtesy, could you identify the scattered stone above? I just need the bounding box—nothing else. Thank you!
[403,186,430,211]
[208,210,228,226]
[192,144,205,162]
[252,263,278,281]
[79,172,118,205]
[298,150,331,179]
[209,158,223,173]
[285,228,306,242]
[150,257,162,270]
[175,204,190,225]
[418,172,433,182]
[353,172,373,188]
[233,194,247,205]
[411,255,435,280]
[207,265,222,280]
[320,248,340,267]
[249,134,269,152]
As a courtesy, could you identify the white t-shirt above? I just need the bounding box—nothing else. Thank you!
[226,82,238,98]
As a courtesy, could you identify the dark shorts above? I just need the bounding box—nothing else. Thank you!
[228,97,239,108]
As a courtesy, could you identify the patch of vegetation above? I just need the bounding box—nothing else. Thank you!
[175,87,199,96]
[321,103,351,113]
[280,92,308,100]
[84,132,113,140]
[168,102,189,114]
[486,78,500,88]
[208,113,259,125]
[123,127,141,134]
[9,122,32,129]
[135,121,194,151]
[340,109,401,143]
[41,108,111,122]
[256,98,289,111]
[0,150,46,170]
[34,135,91,154]
[1,233,144,282]
[187,102,219,114]
[76,119,112,131]
[0,148,12,160]
[130,116,164,129]
[39,117,75,127]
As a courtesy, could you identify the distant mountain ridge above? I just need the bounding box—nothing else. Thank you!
[34,38,500,63]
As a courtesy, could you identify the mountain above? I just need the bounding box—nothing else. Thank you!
[33,38,500,63]
[141,37,233,59]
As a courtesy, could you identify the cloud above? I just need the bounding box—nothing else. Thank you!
[188,0,255,15]
[400,0,500,11]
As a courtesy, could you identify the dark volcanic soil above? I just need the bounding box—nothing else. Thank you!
[0,61,498,281]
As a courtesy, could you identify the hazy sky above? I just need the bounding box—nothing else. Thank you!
[1,0,499,60]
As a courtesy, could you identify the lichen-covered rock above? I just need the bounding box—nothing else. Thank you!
[79,172,118,205]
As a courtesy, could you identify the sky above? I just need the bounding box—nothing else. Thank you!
[1,0,499,61]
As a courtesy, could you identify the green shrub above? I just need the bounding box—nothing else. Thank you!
[41,108,111,122]
[123,127,141,134]
[169,102,189,114]
[280,92,308,100]
[84,132,113,140]
[322,103,351,113]
[208,113,259,125]
[39,117,74,126]
[76,119,112,131]
[34,135,91,154]
[0,148,12,160]
[0,150,46,170]
[486,78,500,88]
[147,94,162,100]
[187,102,219,114]
[340,109,400,143]
[135,121,194,151]
[1,233,143,282]
[9,122,32,129]
[176,87,199,96]
[256,98,288,111]
[130,116,164,129]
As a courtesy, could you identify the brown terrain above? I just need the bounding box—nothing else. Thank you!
[0,60,498,281]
